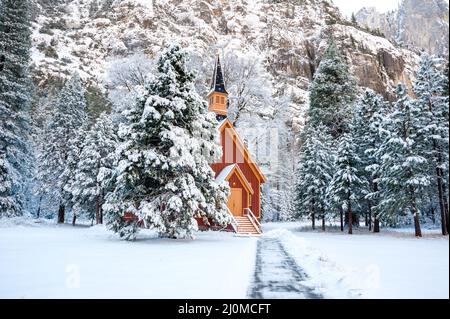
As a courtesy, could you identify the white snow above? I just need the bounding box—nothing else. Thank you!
[1,219,447,299]
[264,222,449,299]
[215,164,236,184]
[0,221,257,299]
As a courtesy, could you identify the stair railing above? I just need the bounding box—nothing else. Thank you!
[244,208,262,234]
[227,208,239,233]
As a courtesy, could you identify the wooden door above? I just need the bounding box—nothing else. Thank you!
[228,188,243,216]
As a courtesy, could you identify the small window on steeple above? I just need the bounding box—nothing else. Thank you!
[221,97,225,104]
[216,96,220,103]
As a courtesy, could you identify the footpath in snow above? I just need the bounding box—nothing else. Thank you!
[249,236,322,299]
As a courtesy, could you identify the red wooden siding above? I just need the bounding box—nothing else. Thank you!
[211,126,262,219]
[227,173,249,214]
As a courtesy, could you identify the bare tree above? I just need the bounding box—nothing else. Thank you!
[222,51,274,126]
[106,53,153,92]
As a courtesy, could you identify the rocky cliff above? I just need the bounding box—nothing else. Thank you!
[356,0,449,58]
[31,0,418,98]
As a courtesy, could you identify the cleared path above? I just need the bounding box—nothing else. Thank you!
[249,237,322,299]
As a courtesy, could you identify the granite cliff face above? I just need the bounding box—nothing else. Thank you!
[31,0,419,100]
[356,0,449,58]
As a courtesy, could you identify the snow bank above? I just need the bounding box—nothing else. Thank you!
[264,223,449,299]
[0,216,55,228]
[265,229,365,298]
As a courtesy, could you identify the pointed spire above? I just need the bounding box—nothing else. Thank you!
[210,55,227,94]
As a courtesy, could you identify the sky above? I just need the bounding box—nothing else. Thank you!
[333,0,450,17]
[333,0,401,17]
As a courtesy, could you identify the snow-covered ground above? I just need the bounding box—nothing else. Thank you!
[264,222,449,299]
[1,219,447,299]
[0,220,257,299]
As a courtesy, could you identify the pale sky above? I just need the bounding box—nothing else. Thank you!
[333,0,450,17]
[333,0,401,17]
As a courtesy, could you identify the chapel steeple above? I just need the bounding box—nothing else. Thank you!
[207,55,228,119]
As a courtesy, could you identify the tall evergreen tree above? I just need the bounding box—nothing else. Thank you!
[36,73,88,223]
[295,124,334,230]
[104,44,231,240]
[377,84,430,237]
[352,89,387,232]
[351,12,357,25]
[308,39,358,138]
[327,133,366,234]
[66,113,118,225]
[412,53,449,235]
[0,0,32,216]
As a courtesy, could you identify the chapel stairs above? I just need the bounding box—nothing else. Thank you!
[234,215,262,235]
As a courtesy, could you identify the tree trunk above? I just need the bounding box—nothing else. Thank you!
[96,194,101,225]
[99,189,104,224]
[348,191,353,235]
[442,182,449,234]
[364,213,368,227]
[57,204,65,224]
[413,212,422,238]
[374,218,380,233]
[436,167,448,235]
[36,195,43,219]
[430,205,436,225]
[368,203,372,231]
[373,182,380,233]
[311,199,316,230]
[411,192,422,238]
[72,214,77,226]
[340,207,344,232]
[320,204,326,231]
[348,209,353,234]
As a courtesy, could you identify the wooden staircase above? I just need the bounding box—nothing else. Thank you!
[234,213,261,235]
[227,208,262,235]
[234,208,262,235]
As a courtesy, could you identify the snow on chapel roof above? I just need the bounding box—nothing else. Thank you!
[215,164,236,184]
[215,164,254,194]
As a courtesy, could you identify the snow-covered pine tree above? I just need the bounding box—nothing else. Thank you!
[36,73,88,223]
[352,89,387,232]
[327,133,366,234]
[0,0,32,216]
[104,44,231,240]
[442,62,450,232]
[65,113,118,225]
[308,38,358,139]
[412,53,449,235]
[376,84,430,237]
[295,124,334,230]
[31,87,59,218]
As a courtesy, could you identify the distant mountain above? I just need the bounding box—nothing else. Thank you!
[356,0,449,57]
